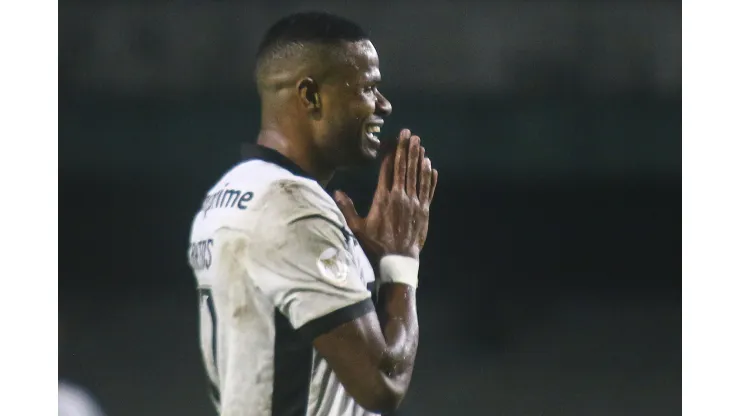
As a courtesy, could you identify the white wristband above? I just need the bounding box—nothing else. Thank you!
[379,255,420,288]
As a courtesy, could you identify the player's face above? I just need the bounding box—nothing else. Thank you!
[315,41,392,168]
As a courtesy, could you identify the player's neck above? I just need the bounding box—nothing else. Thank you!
[255,128,334,187]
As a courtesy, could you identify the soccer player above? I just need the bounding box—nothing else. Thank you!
[187,12,438,416]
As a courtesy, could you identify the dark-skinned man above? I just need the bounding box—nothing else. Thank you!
[187,12,438,416]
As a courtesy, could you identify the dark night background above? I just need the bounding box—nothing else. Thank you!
[58,1,681,415]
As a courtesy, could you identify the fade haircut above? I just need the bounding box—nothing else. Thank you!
[255,12,370,89]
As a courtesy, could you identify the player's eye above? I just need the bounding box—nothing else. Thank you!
[363,85,376,93]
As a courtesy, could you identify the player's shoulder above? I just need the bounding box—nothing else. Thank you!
[192,146,346,240]
[219,153,342,224]
[245,172,348,253]
[250,169,341,225]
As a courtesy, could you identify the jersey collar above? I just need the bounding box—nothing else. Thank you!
[242,144,316,181]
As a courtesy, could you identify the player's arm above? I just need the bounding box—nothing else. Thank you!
[247,213,416,413]
[256,212,422,413]
[313,281,418,413]
[248,131,436,413]
[322,130,437,412]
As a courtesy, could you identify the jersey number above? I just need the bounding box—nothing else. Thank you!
[198,287,221,405]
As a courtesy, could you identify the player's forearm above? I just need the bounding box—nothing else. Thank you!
[376,283,419,384]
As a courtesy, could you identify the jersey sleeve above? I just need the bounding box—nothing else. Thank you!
[242,179,375,340]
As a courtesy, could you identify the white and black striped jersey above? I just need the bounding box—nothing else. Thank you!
[188,145,378,416]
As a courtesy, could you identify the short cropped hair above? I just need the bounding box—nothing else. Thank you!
[256,12,369,70]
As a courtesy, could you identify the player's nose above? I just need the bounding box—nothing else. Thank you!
[375,91,392,117]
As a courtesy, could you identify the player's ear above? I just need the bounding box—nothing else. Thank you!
[298,78,321,113]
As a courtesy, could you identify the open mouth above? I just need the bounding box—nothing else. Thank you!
[365,124,382,142]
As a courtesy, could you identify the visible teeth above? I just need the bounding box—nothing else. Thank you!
[368,126,381,133]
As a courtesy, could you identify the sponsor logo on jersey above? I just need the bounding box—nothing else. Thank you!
[201,183,254,216]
